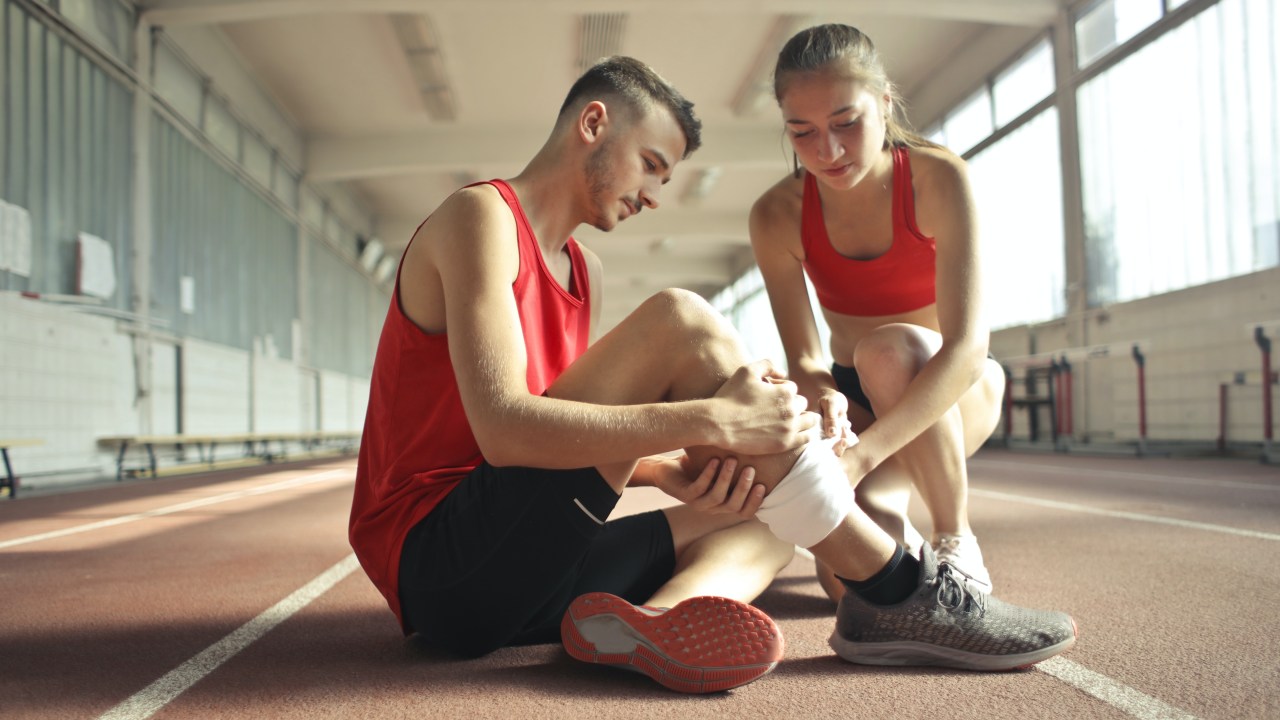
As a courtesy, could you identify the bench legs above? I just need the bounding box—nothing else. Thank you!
[114,441,158,482]
[2,447,18,499]
[115,442,129,482]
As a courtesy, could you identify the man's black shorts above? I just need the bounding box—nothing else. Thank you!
[398,462,675,657]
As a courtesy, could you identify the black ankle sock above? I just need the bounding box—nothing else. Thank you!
[838,545,920,606]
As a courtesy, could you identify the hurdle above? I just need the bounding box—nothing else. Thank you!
[1001,340,1150,454]
[1220,322,1280,463]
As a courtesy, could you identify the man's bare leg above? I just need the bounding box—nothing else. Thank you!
[547,288,897,589]
[647,509,794,609]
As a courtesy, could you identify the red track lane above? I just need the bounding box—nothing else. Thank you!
[1,451,1277,719]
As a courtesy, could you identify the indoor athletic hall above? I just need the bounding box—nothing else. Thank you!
[1,1,1277,718]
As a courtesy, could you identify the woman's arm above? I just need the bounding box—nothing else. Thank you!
[749,186,852,448]
[843,149,991,476]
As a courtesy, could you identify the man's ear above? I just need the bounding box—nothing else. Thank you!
[577,100,609,145]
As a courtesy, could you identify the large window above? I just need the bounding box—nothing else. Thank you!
[0,0,133,301]
[969,110,1066,328]
[1078,0,1279,306]
[710,267,829,371]
[930,37,1065,329]
[993,39,1054,127]
[942,90,994,156]
[1076,0,1164,67]
[57,0,132,62]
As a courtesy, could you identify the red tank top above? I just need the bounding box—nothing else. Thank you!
[348,179,591,629]
[800,145,936,316]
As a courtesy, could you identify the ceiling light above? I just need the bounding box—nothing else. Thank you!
[577,13,627,72]
[391,14,456,121]
[732,15,810,117]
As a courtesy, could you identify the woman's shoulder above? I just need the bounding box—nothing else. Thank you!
[901,144,968,190]
[750,172,805,226]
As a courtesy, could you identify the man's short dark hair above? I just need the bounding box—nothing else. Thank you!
[557,56,702,158]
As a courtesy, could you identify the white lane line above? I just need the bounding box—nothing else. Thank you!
[98,554,361,720]
[1038,657,1200,720]
[971,488,1280,542]
[0,470,351,550]
[971,458,1280,492]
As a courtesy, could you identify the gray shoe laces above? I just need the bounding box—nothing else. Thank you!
[935,562,987,617]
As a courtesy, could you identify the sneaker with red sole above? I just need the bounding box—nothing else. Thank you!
[561,592,784,693]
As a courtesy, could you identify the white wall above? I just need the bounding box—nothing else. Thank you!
[992,266,1280,445]
[319,370,369,433]
[182,338,251,435]
[252,353,303,433]
[150,341,180,436]
[0,294,372,488]
[0,293,138,479]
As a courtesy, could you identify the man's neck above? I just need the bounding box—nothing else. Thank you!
[506,148,584,256]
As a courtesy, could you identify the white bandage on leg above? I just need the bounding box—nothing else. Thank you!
[755,435,855,549]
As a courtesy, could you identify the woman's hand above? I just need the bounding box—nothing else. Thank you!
[818,387,857,455]
[646,454,766,518]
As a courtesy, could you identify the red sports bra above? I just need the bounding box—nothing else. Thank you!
[800,145,936,316]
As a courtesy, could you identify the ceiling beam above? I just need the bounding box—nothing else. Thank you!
[141,0,1057,28]
[308,126,787,181]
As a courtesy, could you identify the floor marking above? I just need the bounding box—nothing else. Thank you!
[971,488,1280,541]
[971,457,1280,492]
[98,554,360,720]
[1038,657,1200,720]
[0,470,351,550]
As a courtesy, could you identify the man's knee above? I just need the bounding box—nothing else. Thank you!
[640,288,737,346]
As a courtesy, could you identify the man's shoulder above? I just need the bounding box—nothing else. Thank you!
[432,183,510,227]
[414,183,517,251]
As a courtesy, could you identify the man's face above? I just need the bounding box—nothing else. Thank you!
[584,104,687,232]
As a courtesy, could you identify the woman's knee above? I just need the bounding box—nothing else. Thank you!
[852,325,934,400]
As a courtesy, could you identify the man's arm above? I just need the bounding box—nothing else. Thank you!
[405,185,810,470]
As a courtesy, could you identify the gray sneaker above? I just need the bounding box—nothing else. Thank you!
[829,545,1076,671]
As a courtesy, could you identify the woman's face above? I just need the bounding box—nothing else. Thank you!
[778,70,889,190]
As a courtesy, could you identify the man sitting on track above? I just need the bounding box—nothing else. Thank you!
[348,55,1076,694]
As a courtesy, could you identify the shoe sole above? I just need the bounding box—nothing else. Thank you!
[828,618,1077,672]
[561,592,783,693]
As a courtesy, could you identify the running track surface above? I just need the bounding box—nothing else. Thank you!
[2,449,1277,719]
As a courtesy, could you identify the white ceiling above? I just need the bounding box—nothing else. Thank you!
[140,0,1065,331]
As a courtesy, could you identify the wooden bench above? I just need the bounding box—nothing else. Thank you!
[97,431,361,481]
[1,438,44,499]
